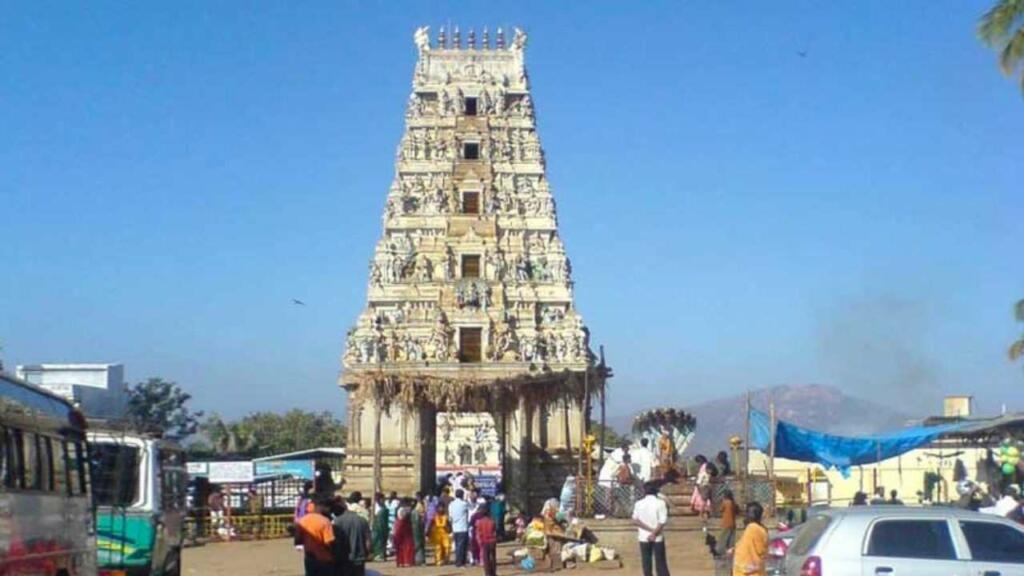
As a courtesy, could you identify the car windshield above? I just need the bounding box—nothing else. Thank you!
[89,443,141,507]
[789,514,832,556]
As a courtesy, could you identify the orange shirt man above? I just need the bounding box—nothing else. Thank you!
[298,499,336,575]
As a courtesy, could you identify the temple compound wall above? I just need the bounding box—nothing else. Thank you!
[338,26,607,511]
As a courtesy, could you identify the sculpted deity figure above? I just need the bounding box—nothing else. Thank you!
[527,232,546,254]
[487,250,507,280]
[491,321,519,361]
[414,26,430,55]
[343,329,360,365]
[406,93,423,118]
[429,316,453,361]
[440,90,453,116]
[369,261,383,287]
[520,94,534,117]
[414,253,434,281]
[514,255,530,282]
[520,334,536,362]
[494,87,505,115]
[480,88,493,115]
[512,28,528,52]
[533,256,551,282]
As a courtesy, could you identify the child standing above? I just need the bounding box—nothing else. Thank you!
[430,507,452,566]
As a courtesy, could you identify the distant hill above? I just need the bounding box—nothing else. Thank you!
[608,384,913,459]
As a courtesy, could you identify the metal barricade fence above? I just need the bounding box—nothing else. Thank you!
[186,512,295,542]
[591,482,643,518]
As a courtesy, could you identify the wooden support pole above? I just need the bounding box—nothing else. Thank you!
[577,364,590,513]
[373,404,383,498]
[599,382,607,469]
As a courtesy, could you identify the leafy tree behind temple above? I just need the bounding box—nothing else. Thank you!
[195,409,347,458]
[124,377,203,439]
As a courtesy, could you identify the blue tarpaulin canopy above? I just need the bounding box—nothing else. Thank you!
[750,409,967,475]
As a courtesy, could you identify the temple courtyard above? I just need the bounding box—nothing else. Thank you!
[183,518,718,576]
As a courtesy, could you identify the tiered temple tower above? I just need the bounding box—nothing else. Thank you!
[340,27,608,506]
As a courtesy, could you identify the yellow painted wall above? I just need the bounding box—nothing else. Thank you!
[749,444,989,506]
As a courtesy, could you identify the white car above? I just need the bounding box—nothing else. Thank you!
[783,505,1024,576]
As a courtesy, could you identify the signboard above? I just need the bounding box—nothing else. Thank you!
[474,474,499,497]
[254,460,315,480]
[206,461,254,484]
[186,462,209,476]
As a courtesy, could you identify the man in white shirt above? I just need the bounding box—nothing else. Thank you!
[632,438,655,483]
[632,482,670,576]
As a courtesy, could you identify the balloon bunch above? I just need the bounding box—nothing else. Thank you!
[997,438,1021,476]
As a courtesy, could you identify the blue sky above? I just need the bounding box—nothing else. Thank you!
[2,2,1021,422]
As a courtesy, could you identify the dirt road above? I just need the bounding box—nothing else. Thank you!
[183,525,717,575]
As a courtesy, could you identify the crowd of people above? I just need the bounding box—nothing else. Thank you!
[291,473,509,576]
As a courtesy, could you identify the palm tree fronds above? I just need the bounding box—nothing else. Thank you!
[1010,338,1024,361]
[999,27,1024,75]
[979,0,1024,46]
[1015,299,1024,322]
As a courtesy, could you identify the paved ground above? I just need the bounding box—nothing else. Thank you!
[183,522,718,576]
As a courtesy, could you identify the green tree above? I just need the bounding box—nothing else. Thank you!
[978,0,1024,94]
[589,420,627,448]
[200,413,259,456]
[1010,299,1024,362]
[199,410,346,458]
[124,377,202,439]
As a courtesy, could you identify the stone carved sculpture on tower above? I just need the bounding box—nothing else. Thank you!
[339,27,606,501]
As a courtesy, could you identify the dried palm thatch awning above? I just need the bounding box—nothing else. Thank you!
[345,366,610,414]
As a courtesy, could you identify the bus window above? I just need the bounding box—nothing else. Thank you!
[42,436,55,492]
[20,431,47,491]
[160,449,187,510]
[12,429,27,489]
[89,443,140,506]
[65,440,88,496]
[0,427,8,488]
[51,437,68,495]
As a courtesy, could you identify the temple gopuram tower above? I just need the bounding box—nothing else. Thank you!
[340,26,609,508]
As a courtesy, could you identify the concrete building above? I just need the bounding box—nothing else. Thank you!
[16,363,127,419]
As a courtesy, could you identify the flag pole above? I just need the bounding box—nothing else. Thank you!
[769,398,777,517]
[743,390,752,505]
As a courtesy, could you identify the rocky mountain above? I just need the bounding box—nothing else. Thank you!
[609,384,914,458]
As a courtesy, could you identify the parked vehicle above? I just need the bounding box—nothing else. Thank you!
[767,523,803,576]
[89,430,187,576]
[784,505,1024,576]
[0,372,95,576]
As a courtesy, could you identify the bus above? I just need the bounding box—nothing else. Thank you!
[0,371,95,576]
[88,431,186,576]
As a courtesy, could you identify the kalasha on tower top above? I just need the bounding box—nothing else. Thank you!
[339,26,609,501]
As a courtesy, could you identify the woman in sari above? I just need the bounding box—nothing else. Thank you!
[429,506,452,565]
[372,493,390,561]
[411,495,427,566]
[690,454,712,523]
[393,504,415,567]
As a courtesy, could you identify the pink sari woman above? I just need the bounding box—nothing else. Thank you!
[690,455,712,521]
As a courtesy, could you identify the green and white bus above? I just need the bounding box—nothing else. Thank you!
[88,431,186,576]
